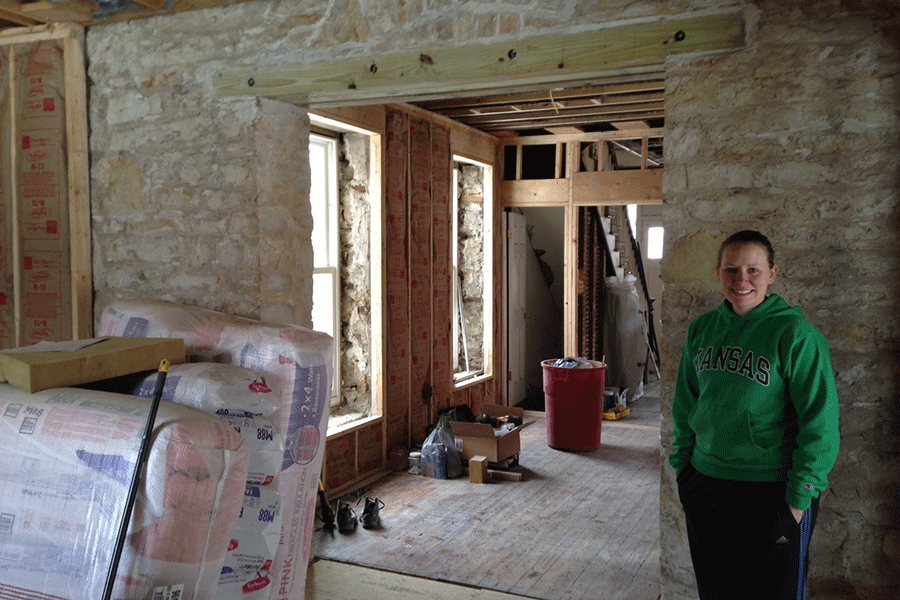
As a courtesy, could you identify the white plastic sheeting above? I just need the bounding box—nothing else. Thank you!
[603,274,647,402]
[0,384,248,600]
[99,299,333,600]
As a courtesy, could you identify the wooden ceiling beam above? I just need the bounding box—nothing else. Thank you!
[0,0,42,26]
[131,0,167,8]
[455,101,665,126]
[215,10,745,105]
[612,120,652,130]
[20,0,98,23]
[431,91,664,119]
[476,111,666,132]
[545,126,585,135]
[415,80,665,111]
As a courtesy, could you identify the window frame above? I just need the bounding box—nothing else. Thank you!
[309,133,342,408]
[451,155,493,386]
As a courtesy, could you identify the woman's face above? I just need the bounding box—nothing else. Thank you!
[716,242,778,317]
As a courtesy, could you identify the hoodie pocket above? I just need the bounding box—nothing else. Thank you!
[747,412,785,460]
[690,404,783,468]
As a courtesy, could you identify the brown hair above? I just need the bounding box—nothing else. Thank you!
[717,230,776,268]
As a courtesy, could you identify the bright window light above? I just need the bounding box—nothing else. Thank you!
[647,226,664,259]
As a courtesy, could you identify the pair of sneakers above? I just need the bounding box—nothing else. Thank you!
[337,496,385,533]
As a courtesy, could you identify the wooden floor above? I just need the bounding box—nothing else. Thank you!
[308,381,661,600]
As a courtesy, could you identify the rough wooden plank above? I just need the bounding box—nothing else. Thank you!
[501,178,569,206]
[572,169,663,205]
[215,11,745,104]
[0,0,41,27]
[306,559,530,600]
[20,0,97,23]
[63,31,91,339]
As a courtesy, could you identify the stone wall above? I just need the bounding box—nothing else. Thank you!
[457,162,485,372]
[661,2,900,598]
[84,0,900,597]
[338,132,372,417]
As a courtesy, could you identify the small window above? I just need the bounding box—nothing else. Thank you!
[647,226,664,260]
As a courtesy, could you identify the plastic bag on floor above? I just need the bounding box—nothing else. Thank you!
[421,414,462,479]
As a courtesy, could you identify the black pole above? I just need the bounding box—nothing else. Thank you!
[102,359,170,600]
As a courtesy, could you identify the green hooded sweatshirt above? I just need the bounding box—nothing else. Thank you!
[670,294,839,510]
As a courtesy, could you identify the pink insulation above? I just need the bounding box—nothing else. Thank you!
[99,299,333,600]
[0,384,248,600]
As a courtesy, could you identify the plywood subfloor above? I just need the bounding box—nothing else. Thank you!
[311,383,661,600]
[305,559,533,600]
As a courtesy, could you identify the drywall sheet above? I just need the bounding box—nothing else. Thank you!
[14,40,71,346]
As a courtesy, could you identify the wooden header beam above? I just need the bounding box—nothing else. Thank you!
[214,10,745,105]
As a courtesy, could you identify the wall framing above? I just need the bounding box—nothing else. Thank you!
[0,23,91,347]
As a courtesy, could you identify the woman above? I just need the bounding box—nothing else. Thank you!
[670,230,839,599]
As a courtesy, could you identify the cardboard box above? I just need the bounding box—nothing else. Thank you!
[469,455,488,484]
[0,337,186,393]
[450,404,534,463]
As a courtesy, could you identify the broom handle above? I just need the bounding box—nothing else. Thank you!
[102,359,170,600]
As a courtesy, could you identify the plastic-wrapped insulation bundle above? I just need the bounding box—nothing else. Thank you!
[126,363,285,486]
[99,299,333,600]
[0,384,248,600]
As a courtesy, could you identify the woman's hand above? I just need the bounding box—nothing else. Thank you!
[789,504,804,524]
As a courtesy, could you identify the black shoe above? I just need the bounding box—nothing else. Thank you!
[360,496,385,529]
[337,500,357,534]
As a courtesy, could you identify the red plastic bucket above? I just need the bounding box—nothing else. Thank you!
[542,359,606,451]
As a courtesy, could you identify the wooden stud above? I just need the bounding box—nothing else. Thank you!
[8,44,21,346]
[641,136,649,170]
[515,144,522,181]
[554,142,563,179]
[64,32,91,340]
[563,142,578,358]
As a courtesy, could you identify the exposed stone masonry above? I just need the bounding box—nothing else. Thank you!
[337,132,372,418]
[457,162,485,372]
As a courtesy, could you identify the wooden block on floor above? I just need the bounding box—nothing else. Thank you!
[469,455,488,483]
[488,469,522,482]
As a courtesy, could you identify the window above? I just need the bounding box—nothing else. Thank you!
[452,156,493,384]
[309,134,341,407]
[647,226,664,260]
[309,114,382,429]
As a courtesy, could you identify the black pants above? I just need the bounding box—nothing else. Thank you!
[677,463,819,600]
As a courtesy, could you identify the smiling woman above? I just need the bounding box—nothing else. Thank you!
[715,232,778,317]
[670,229,839,600]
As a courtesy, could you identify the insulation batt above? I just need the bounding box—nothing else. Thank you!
[129,363,285,485]
[218,484,283,595]
[0,384,249,600]
[99,299,333,600]
[131,362,282,417]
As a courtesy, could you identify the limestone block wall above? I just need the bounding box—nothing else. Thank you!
[661,2,900,598]
[457,162,485,372]
[338,132,372,417]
